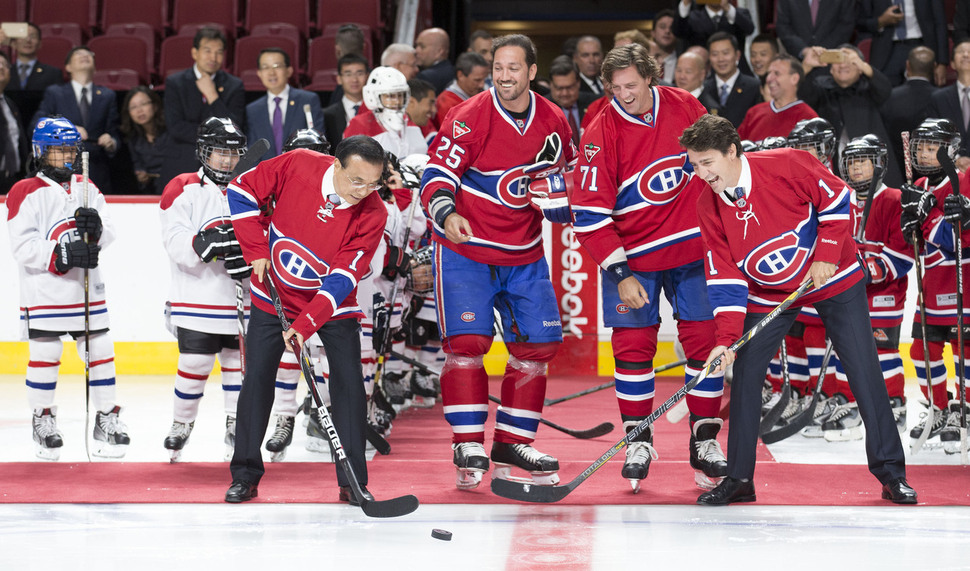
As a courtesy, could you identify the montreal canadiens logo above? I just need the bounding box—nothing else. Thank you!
[47,218,79,245]
[742,230,812,286]
[271,237,329,290]
[199,217,226,232]
[635,154,691,205]
[495,165,533,209]
[460,311,476,322]
[616,304,631,314]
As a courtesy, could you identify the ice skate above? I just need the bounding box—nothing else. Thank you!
[940,400,970,455]
[690,418,727,490]
[621,424,656,493]
[32,407,63,461]
[367,390,395,438]
[452,441,489,490]
[490,442,560,486]
[305,407,333,454]
[92,405,130,458]
[889,396,907,432]
[265,415,295,462]
[822,400,862,442]
[909,403,947,449]
[409,370,438,408]
[224,415,236,461]
[381,372,409,409]
[163,420,194,463]
[800,393,838,438]
[761,381,780,417]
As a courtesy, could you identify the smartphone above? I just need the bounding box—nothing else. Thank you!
[819,50,846,64]
[696,0,722,5]
[1,22,29,39]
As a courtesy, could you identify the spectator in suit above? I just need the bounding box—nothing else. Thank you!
[701,32,763,128]
[2,23,63,134]
[433,52,489,127]
[33,46,120,193]
[160,27,245,190]
[675,0,756,76]
[857,0,948,86]
[120,86,170,194]
[322,54,369,148]
[738,54,818,144]
[675,51,708,98]
[415,28,456,94]
[381,44,420,81]
[880,46,939,176]
[547,55,597,148]
[799,44,899,185]
[326,24,369,106]
[246,48,324,161]
[776,0,857,60]
[0,51,28,193]
[467,30,494,89]
[406,78,438,144]
[573,35,605,96]
[652,9,680,84]
[928,39,970,172]
[749,34,780,100]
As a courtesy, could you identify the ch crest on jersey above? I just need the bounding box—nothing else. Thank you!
[742,227,814,286]
[47,218,79,245]
[635,153,692,205]
[494,165,534,209]
[453,120,471,139]
[584,143,601,162]
[271,237,329,290]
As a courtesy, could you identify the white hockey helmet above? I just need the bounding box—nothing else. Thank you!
[363,66,410,133]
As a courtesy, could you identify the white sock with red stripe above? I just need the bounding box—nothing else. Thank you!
[26,337,63,410]
[172,352,215,423]
[218,347,241,416]
[76,332,118,413]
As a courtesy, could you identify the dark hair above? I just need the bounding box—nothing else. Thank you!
[193,26,227,50]
[837,43,864,60]
[64,45,94,67]
[336,24,366,57]
[548,54,579,79]
[455,52,488,76]
[492,34,537,68]
[337,53,369,74]
[654,9,675,24]
[27,22,41,41]
[335,135,388,174]
[120,85,166,141]
[707,31,739,51]
[469,29,493,43]
[258,47,291,69]
[601,43,659,85]
[679,114,742,157]
[408,78,435,101]
[750,33,780,52]
[770,54,804,83]
[907,46,936,79]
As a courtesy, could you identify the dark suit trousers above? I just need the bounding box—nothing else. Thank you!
[727,279,906,484]
[230,306,368,487]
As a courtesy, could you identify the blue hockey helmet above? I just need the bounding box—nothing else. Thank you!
[32,116,82,182]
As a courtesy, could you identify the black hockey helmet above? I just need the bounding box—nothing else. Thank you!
[283,128,331,155]
[196,116,247,185]
[740,140,759,153]
[787,117,836,167]
[839,134,887,196]
[758,136,788,151]
[910,118,960,176]
[32,116,82,183]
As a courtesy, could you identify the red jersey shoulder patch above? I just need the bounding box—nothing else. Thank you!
[584,143,601,162]
[453,120,471,139]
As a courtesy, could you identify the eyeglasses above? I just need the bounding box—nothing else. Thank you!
[258,63,287,71]
[343,171,383,191]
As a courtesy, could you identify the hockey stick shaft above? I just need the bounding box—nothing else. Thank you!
[230,139,271,179]
[303,104,314,130]
[761,338,833,444]
[82,151,91,463]
[759,339,791,434]
[235,280,246,378]
[546,359,688,406]
[855,165,884,242]
[491,280,814,503]
[267,274,418,517]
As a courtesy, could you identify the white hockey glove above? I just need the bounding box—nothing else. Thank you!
[529,173,571,224]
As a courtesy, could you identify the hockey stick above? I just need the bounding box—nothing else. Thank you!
[267,274,419,518]
[491,280,814,503]
[759,339,791,435]
[235,281,246,377]
[81,151,92,463]
[545,359,688,406]
[761,338,833,444]
[386,350,614,439]
[231,139,270,178]
[938,145,968,463]
[303,103,314,129]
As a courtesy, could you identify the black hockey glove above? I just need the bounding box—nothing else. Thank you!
[53,240,100,272]
[900,183,937,222]
[223,253,252,279]
[193,223,237,262]
[943,194,970,230]
[901,210,924,245]
[73,207,102,242]
[382,245,412,280]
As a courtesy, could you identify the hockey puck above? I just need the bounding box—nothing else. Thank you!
[431,528,452,541]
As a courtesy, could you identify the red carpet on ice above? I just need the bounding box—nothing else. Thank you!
[3,376,967,506]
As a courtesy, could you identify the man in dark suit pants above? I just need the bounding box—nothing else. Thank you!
[776,0,857,60]
[701,33,762,128]
[928,39,970,172]
[161,27,245,190]
[547,56,596,148]
[33,46,120,193]
[0,52,29,193]
[3,23,63,135]
[246,48,324,161]
[858,0,948,86]
[321,54,369,148]
[675,0,756,76]
[880,47,939,177]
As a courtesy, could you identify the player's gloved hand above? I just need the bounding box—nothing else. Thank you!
[523,132,564,180]
[73,207,102,242]
[900,183,936,222]
[382,245,412,280]
[943,194,970,230]
[900,210,924,245]
[223,253,252,279]
[529,174,572,223]
[53,240,100,272]
[193,223,237,262]
[857,242,889,283]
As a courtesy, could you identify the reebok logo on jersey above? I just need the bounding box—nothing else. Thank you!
[584,143,601,162]
[453,121,471,139]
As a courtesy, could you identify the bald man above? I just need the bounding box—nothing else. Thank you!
[415,28,456,93]
[573,35,604,96]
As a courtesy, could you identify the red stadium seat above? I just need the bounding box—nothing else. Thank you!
[30,35,74,74]
[39,23,83,48]
[239,69,266,91]
[158,35,196,79]
[172,0,237,39]
[305,69,338,93]
[246,0,311,39]
[857,38,871,62]
[100,0,167,38]
[249,23,303,72]
[316,0,383,34]
[234,34,300,80]
[88,34,152,84]
[104,23,157,75]
[0,0,27,23]
[93,69,141,91]
[29,0,96,38]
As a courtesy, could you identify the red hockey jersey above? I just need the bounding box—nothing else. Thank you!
[918,170,970,325]
[736,100,818,144]
[852,184,912,328]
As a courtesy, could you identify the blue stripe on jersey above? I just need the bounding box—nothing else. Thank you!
[818,187,850,219]
[22,307,109,320]
[572,209,611,232]
[171,311,237,319]
[227,186,259,218]
[627,228,701,259]
[706,282,748,315]
[495,409,540,433]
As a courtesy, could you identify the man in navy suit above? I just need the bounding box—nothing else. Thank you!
[3,23,63,135]
[858,0,949,86]
[700,33,762,128]
[33,46,120,193]
[161,27,245,190]
[246,48,324,161]
[928,39,970,172]
[321,54,369,148]
[675,0,755,76]
[776,0,857,59]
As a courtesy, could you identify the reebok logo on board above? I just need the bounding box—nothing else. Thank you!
[453,121,471,139]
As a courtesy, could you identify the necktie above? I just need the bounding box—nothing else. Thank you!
[272,96,283,155]
[894,0,906,40]
[720,83,730,106]
[962,87,970,132]
[353,103,360,116]
[712,13,721,27]
[19,63,29,88]
[567,107,580,147]
[79,86,90,128]
[810,0,820,27]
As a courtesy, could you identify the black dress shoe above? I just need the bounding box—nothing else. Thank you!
[697,476,756,506]
[882,477,918,504]
[225,480,258,503]
[339,485,374,506]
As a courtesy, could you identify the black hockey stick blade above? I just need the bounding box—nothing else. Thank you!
[492,281,814,503]
[759,341,791,435]
[231,138,271,178]
[365,424,391,455]
[761,339,832,444]
[485,394,613,439]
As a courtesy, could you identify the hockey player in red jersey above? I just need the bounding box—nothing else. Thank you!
[159,117,250,462]
[737,55,817,145]
[420,34,577,490]
[680,113,914,505]
[7,116,130,460]
[570,42,726,492]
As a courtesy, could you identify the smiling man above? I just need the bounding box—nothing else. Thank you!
[737,54,817,145]
[679,113,914,506]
